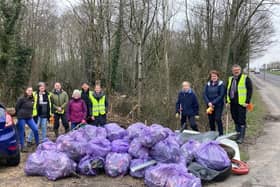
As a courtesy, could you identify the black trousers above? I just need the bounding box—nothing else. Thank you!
[53,113,69,131]
[230,103,247,132]
[208,105,224,135]
[181,115,198,131]
[92,114,107,127]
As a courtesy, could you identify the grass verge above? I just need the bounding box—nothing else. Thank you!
[266,71,280,76]
[241,86,267,160]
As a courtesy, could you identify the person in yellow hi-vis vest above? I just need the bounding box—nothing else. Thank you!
[226,64,253,144]
[50,82,69,137]
[89,84,108,126]
[27,82,52,145]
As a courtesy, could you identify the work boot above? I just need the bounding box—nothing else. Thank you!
[180,123,187,133]
[237,126,246,144]
[54,129,59,138]
[235,132,240,141]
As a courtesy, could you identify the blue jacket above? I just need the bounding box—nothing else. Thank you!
[203,80,226,106]
[176,89,199,116]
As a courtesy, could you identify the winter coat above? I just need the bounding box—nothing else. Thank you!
[176,89,199,116]
[34,91,51,118]
[226,74,253,105]
[16,96,34,119]
[81,89,92,117]
[203,80,226,107]
[67,98,87,123]
[51,89,69,114]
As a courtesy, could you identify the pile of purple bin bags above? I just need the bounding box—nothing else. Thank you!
[24,123,231,187]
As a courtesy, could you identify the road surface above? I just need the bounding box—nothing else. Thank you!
[209,74,280,187]
[255,72,280,87]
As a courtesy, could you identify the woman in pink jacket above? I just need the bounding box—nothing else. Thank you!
[67,90,87,130]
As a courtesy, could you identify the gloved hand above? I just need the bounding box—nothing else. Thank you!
[195,115,200,120]
[175,113,180,119]
[206,107,214,115]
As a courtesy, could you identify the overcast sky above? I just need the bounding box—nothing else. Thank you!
[56,0,280,68]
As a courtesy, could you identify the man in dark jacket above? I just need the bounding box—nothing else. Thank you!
[80,82,93,124]
[176,81,199,131]
[226,64,253,144]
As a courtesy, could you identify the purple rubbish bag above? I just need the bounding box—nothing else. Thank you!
[195,141,231,171]
[181,139,201,164]
[165,172,202,187]
[105,152,131,177]
[37,139,57,151]
[44,151,77,180]
[150,136,181,163]
[25,150,77,181]
[82,125,97,139]
[24,150,47,176]
[86,137,111,157]
[70,131,88,143]
[144,163,201,187]
[140,124,169,148]
[96,127,107,138]
[127,122,147,139]
[105,123,127,141]
[111,139,130,153]
[56,137,86,161]
[128,138,149,159]
[129,158,150,178]
[78,155,105,176]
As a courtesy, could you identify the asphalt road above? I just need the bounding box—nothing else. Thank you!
[254,72,280,87]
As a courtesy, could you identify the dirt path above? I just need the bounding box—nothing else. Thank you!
[207,74,280,187]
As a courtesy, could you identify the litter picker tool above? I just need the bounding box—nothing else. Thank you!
[226,105,229,134]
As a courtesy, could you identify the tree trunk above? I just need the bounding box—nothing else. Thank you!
[137,39,142,117]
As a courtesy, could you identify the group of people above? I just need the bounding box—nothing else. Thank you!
[176,64,253,144]
[14,64,252,152]
[15,82,108,152]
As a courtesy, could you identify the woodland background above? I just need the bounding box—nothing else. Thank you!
[0,0,276,127]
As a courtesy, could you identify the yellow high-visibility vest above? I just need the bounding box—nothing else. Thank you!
[227,74,247,106]
[32,92,52,117]
[91,95,106,116]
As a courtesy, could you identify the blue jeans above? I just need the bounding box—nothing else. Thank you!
[71,122,80,130]
[28,117,48,142]
[18,118,39,148]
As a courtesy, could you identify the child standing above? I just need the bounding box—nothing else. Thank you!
[176,81,199,131]
[67,90,87,130]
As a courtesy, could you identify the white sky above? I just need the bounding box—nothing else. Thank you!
[55,0,280,68]
[251,5,280,68]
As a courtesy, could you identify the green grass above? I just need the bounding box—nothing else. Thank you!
[241,87,266,161]
[227,86,266,161]
[266,70,280,76]
[227,86,266,138]
[246,87,266,138]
